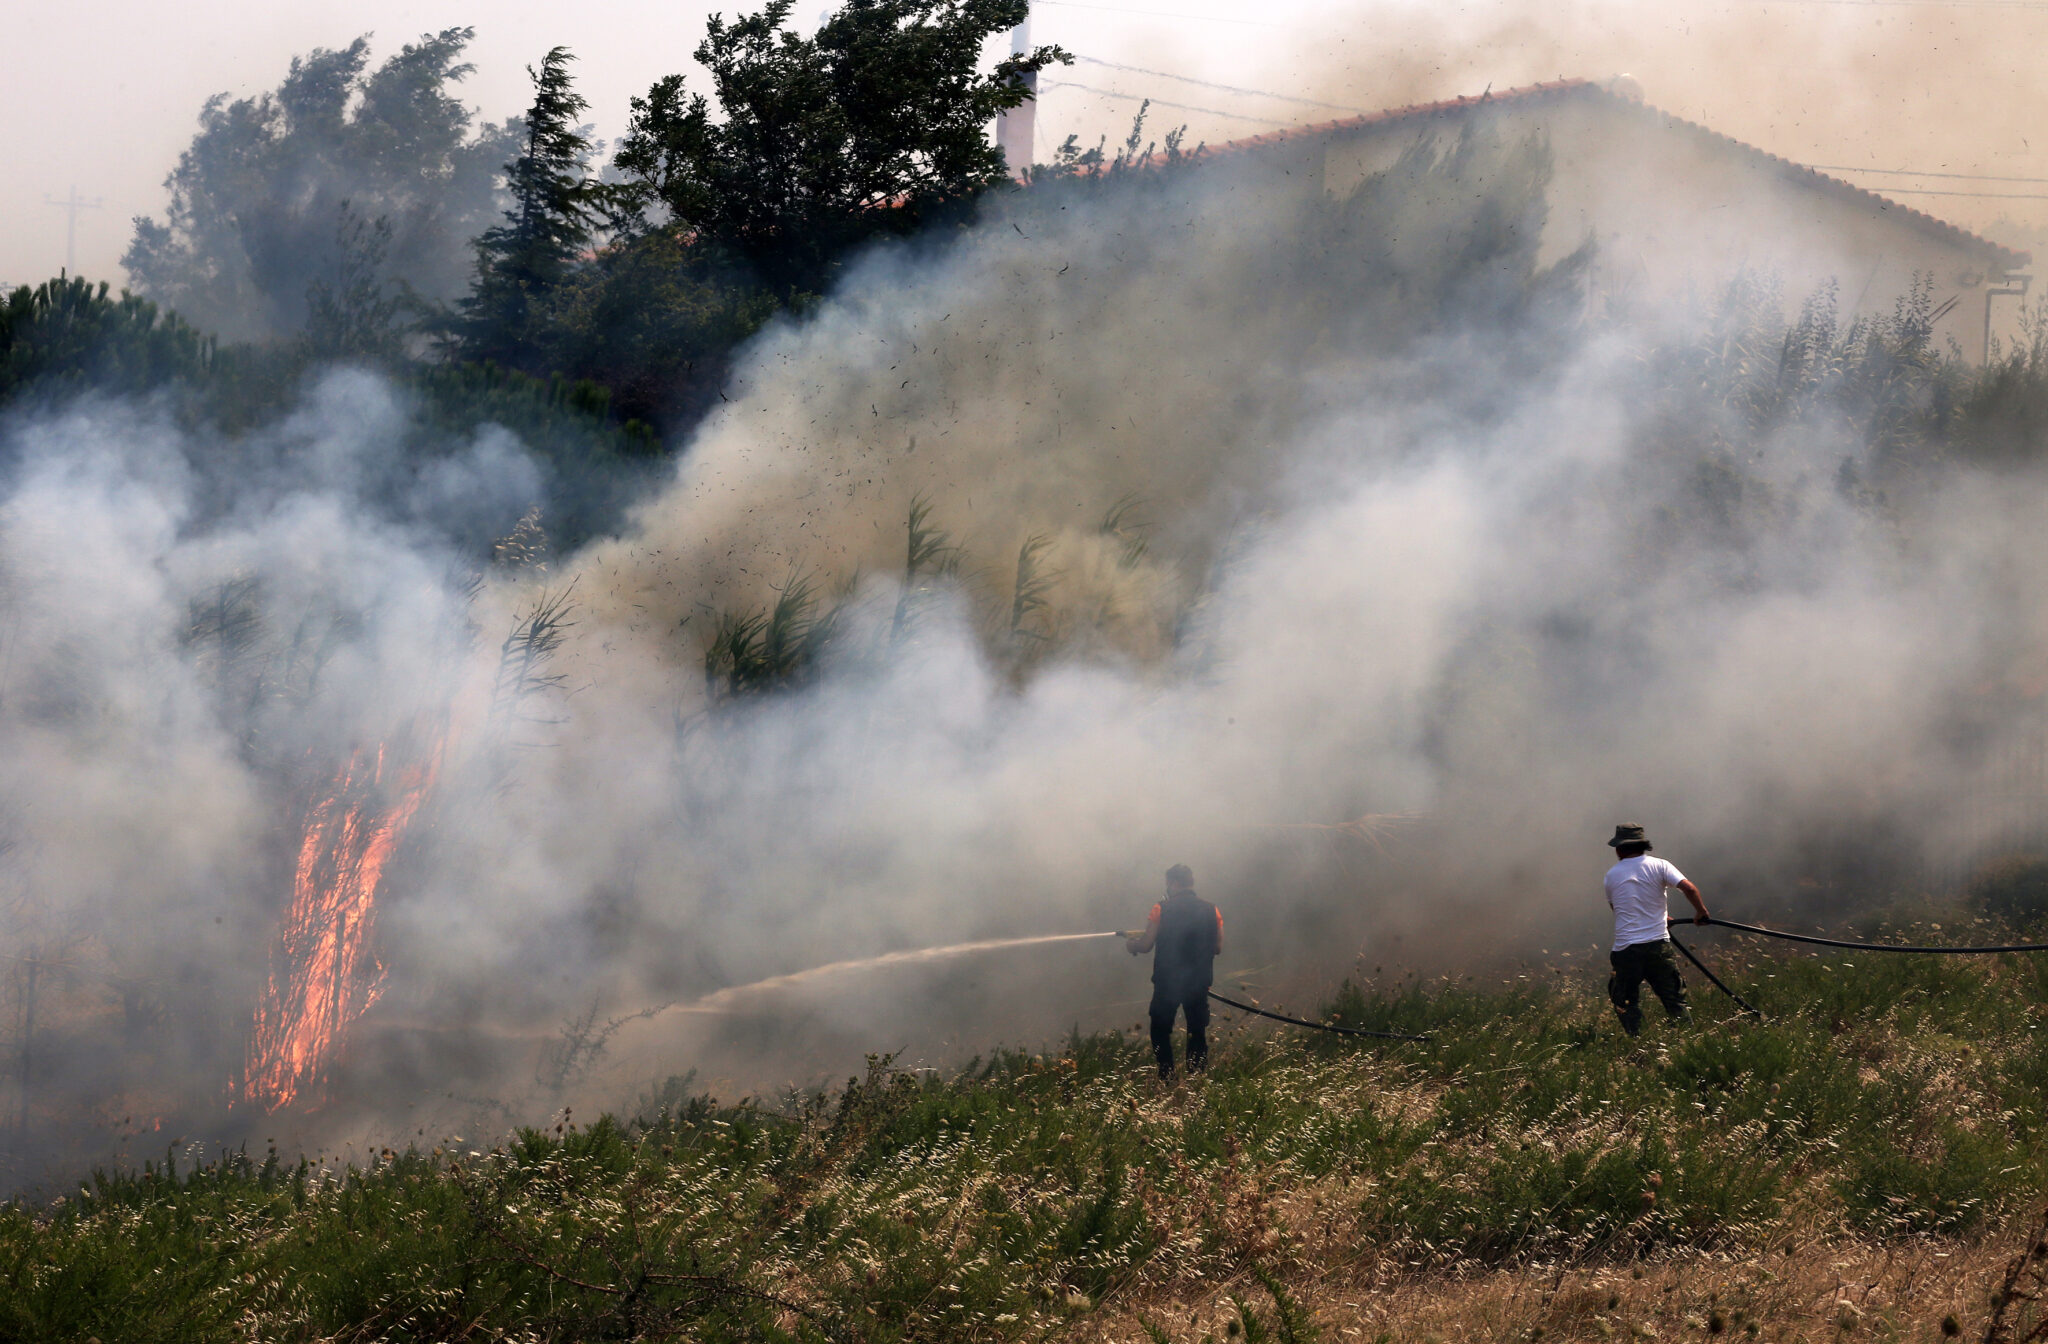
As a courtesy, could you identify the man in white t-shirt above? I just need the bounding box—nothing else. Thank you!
[1603,823,1709,1036]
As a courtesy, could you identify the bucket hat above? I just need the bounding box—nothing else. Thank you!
[1606,823,1651,850]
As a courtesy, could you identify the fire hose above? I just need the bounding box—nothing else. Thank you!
[1664,916,2048,1020]
[1204,989,1432,1042]
[1111,929,1432,1042]
[1122,915,2048,1042]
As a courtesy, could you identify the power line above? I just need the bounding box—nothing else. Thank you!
[1727,0,2048,9]
[1072,56,1369,114]
[1811,164,2048,185]
[1866,188,2048,200]
[1036,0,1285,26]
[1038,80,1294,127]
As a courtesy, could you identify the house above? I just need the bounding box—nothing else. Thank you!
[1192,78,2031,361]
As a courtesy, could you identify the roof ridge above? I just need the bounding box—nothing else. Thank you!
[1152,77,2027,272]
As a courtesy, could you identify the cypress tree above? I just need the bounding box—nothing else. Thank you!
[460,47,608,368]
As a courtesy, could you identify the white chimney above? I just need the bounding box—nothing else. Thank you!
[995,9,1036,177]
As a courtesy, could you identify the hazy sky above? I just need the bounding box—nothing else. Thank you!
[10,0,2048,288]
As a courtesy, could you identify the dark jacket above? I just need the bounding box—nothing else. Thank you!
[1151,890,1222,999]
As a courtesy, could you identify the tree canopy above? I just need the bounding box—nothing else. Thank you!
[614,0,1067,293]
[0,276,214,401]
[457,47,613,369]
[97,2,1077,438]
[124,28,515,340]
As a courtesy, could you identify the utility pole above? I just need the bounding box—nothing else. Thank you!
[995,5,1036,178]
[44,186,105,278]
[16,949,34,1137]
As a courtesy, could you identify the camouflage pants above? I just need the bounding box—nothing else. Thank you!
[1608,940,1688,1036]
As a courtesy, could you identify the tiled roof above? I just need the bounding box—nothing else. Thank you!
[1181,78,2031,273]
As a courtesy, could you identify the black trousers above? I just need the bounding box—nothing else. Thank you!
[1608,940,1688,1036]
[1149,987,1210,1076]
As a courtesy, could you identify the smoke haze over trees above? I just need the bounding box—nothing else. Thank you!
[102,2,1066,436]
[11,0,2048,1214]
[123,28,514,344]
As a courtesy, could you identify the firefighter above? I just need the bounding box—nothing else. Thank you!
[1604,823,1709,1036]
[1127,863,1224,1078]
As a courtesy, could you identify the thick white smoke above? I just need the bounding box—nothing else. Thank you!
[1,140,2040,1180]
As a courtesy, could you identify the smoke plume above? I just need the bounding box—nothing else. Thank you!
[1,135,2041,1183]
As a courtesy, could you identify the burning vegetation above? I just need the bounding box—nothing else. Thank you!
[8,919,2048,1340]
[12,0,2048,1336]
[243,738,440,1112]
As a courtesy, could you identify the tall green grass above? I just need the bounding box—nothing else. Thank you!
[6,929,2047,1342]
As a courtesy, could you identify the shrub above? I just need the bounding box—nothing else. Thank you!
[1970,854,2048,927]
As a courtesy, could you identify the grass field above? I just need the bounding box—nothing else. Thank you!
[5,916,2048,1342]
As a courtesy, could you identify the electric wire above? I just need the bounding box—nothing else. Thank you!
[1726,0,2048,9]
[1072,56,1370,114]
[1037,0,1285,26]
[1811,165,2048,184]
[1038,80,1294,127]
[1855,188,2048,200]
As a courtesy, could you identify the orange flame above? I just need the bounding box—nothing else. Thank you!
[243,739,437,1111]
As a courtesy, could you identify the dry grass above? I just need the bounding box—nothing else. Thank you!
[1083,1220,2017,1343]
[7,930,2048,1342]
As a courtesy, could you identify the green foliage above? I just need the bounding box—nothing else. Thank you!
[404,361,659,548]
[1634,269,2033,519]
[1009,532,1058,643]
[512,226,781,430]
[8,932,2047,1340]
[0,272,657,550]
[92,3,1079,438]
[890,491,961,642]
[1840,1116,2006,1234]
[1314,122,1587,345]
[614,0,1068,294]
[0,276,214,400]
[125,28,511,340]
[1024,100,1201,187]
[1972,854,2048,928]
[298,202,412,364]
[1102,493,1151,568]
[902,491,958,581]
[407,359,654,455]
[1248,1264,1321,1343]
[0,275,362,430]
[701,572,847,701]
[458,48,614,370]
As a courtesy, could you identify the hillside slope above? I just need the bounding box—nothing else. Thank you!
[6,921,2048,1342]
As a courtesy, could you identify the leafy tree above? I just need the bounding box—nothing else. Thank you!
[1021,99,1199,187]
[1304,125,1590,347]
[614,0,1067,294]
[457,47,612,370]
[301,203,409,363]
[124,28,514,340]
[533,228,781,430]
[0,276,214,400]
